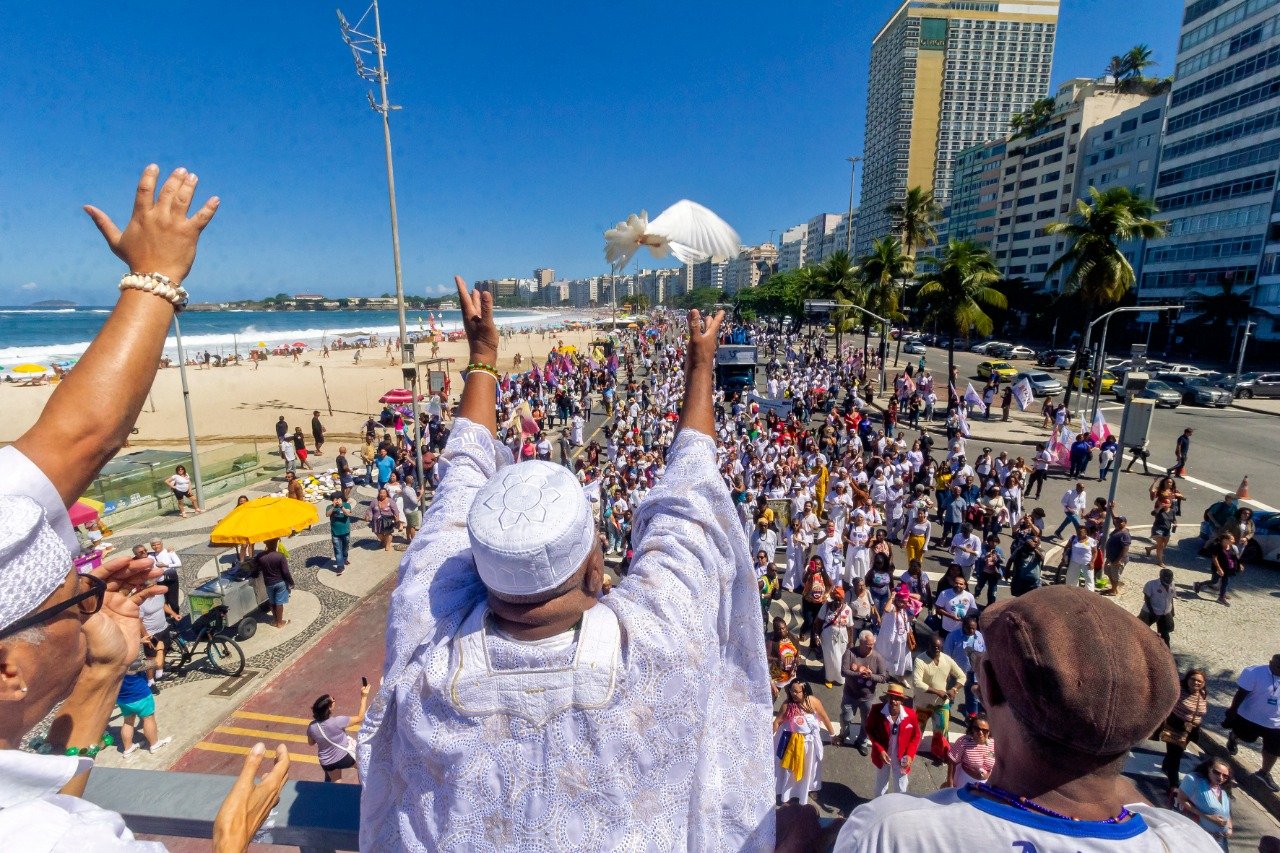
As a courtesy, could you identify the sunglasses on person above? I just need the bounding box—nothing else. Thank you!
[0,573,107,640]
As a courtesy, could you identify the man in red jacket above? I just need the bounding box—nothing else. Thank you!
[866,682,922,796]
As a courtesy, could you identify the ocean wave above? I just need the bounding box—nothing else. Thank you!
[0,308,77,314]
[0,310,571,365]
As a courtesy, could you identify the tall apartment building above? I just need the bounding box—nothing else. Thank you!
[948,139,1007,247]
[541,281,569,307]
[567,278,599,309]
[778,224,808,271]
[1075,94,1169,286]
[533,268,554,290]
[724,243,779,295]
[857,0,1059,257]
[806,214,842,265]
[686,257,728,291]
[1139,0,1280,339]
[994,80,1156,289]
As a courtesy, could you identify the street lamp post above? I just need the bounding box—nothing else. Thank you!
[1234,320,1256,379]
[338,0,422,487]
[1085,304,1183,422]
[844,303,891,394]
[844,156,862,255]
[172,315,205,507]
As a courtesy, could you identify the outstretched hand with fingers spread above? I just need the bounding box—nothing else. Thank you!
[213,742,291,853]
[84,164,220,284]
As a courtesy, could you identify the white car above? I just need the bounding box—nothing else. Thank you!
[1163,363,1208,376]
[904,340,927,355]
[1005,345,1036,359]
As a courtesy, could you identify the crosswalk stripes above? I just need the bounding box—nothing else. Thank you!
[193,709,361,765]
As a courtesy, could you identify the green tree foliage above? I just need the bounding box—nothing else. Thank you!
[1046,186,1167,402]
[885,187,940,257]
[915,240,1006,382]
[677,287,725,314]
[1009,97,1057,139]
[734,270,809,327]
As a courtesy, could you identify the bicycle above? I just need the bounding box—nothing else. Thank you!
[165,604,246,677]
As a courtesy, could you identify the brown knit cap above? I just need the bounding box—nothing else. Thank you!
[979,585,1178,756]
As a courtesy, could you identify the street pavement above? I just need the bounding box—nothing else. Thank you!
[115,344,1280,848]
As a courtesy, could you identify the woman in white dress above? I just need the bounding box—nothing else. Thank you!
[876,588,917,679]
[783,517,812,592]
[773,681,836,804]
[817,587,854,687]
[844,512,872,586]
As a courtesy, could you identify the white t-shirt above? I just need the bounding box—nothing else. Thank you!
[833,786,1222,853]
[1142,579,1175,617]
[1237,664,1280,729]
[936,589,977,633]
[140,594,168,636]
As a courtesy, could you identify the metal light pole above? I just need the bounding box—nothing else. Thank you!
[338,0,422,487]
[844,156,862,255]
[172,316,205,506]
[846,303,891,393]
[1085,304,1183,422]
[1234,320,1256,379]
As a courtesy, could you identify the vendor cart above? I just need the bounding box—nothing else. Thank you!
[187,567,268,641]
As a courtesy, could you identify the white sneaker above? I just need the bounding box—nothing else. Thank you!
[122,744,139,757]
[149,737,172,753]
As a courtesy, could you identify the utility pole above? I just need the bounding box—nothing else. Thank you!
[338,0,422,487]
[845,156,862,254]
[172,316,204,507]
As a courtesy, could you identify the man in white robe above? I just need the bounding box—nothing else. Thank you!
[359,280,774,852]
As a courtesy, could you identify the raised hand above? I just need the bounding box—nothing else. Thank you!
[84,164,220,283]
[82,554,167,672]
[213,742,291,853]
[684,309,725,373]
[455,275,499,365]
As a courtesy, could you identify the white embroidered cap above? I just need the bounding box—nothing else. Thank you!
[468,461,596,598]
[0,495,74,633]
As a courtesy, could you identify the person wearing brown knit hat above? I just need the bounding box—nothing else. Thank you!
[834,586,1223,852]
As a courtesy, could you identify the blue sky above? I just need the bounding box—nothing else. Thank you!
[0,1,1181,303]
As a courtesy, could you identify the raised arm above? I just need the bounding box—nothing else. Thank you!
[14,165,218,510]
[677,309,724,438]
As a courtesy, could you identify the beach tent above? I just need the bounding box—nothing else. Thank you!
[69,498,105,527]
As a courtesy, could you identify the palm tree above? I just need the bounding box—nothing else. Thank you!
[1122,44,1155,79]
[916,240,1007,385]
[1045,186,1167,403]
[1188,276,1255,361]
[885,187,940,258]
[807,250,861,353]
[1009,97,1057,139]
[858,236,912,360]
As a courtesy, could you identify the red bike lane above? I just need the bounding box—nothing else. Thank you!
[168,574,393,784]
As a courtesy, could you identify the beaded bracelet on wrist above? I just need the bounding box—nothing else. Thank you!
[120,272,188,312]
[464,362,499,380]
[28,732,115,758]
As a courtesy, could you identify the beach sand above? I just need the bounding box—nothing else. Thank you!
[0,327,610,447]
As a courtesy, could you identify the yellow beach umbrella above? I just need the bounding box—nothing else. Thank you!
[12,363,48,373]
[209,496,319,546]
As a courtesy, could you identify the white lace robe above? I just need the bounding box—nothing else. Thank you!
[359,418,774,852]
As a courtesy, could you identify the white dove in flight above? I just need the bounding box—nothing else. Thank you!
[603,200,741,269]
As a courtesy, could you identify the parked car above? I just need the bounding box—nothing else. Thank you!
[968,339,995,353]
[1004,345,1036,360]
[1112,378,1181,408]
[1013,371,1063,397]
[1070,370,1118,393]
[1156,373,1232,407]
[978,360,1018,381]
[1037,348,1076,367]
[1227,372,1280,399]
[1162,363,1209,376]
[1242,511,1280,562]
[904,340,927,355]
[986,343,1013,358]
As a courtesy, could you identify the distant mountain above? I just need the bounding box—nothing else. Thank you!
[30,299,77,308]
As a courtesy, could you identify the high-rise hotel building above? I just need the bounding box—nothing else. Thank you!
[1139,0,1280,338]
[856,0,1060,256]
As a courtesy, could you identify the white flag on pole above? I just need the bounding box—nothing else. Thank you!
[964,383,987,413]
[1011,377,1035,412]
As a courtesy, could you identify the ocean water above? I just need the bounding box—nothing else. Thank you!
[0,306,572,367]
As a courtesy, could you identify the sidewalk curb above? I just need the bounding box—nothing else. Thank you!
[1193,727,1280,820]
[866,400,1044,448]
[1230,401,1280,419]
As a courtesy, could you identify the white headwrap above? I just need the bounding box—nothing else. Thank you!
[0,495,73,633]
[467,460,595,598]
